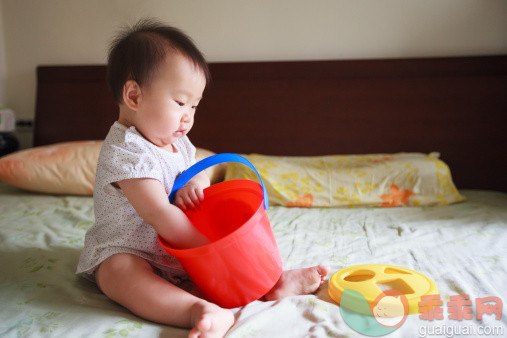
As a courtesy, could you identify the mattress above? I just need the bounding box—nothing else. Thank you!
[0,182,505,337]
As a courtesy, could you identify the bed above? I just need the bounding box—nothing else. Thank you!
[1,55,506,337]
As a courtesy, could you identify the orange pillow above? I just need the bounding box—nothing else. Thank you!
[0,141,101,195]
[0,141,224,195]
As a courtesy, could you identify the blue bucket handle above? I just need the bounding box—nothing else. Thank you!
[169,153,268,210]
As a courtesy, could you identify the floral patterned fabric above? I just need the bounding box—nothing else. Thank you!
[225,152,465,208]
[0,182,505,337]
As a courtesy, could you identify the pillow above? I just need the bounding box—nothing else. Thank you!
[0,141,101,195]
[224,152,465,208]
[0,141,224,195]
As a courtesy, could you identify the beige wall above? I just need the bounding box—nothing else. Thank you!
[0,0,6,105]
[2,0,507,125]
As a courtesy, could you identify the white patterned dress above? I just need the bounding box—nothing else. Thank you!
[76,122,196,282]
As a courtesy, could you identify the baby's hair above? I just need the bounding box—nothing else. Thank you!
[107,18,210,103]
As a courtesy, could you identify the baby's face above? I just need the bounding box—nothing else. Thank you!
[134,52,206,150]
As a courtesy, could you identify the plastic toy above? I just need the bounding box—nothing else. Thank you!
[159,153,283,309]
[328,264,438,315]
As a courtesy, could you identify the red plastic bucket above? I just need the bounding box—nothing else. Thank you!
[159,154,283,308]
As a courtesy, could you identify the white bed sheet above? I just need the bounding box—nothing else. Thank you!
[0,183,505,337]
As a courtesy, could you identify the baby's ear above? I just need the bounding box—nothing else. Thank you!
[123,80,141,110]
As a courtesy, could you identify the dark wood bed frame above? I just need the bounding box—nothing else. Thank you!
[35,56,507,192]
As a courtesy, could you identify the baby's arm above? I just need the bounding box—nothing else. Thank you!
[117,178,209,249]
[174,171,210,210]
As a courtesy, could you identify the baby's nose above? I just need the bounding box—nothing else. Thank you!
[182,110,191,121]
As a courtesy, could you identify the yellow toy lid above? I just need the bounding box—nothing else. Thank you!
[328,264,438,315]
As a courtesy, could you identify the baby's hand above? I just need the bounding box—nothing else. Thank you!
[174,183,204,210]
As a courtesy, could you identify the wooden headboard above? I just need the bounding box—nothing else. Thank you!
[35,56,507,192]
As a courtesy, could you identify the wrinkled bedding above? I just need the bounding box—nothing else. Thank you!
[0,182,506,337]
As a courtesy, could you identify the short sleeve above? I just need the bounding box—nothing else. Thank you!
[97,130,164,187]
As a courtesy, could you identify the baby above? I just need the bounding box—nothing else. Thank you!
[77,18,329,337]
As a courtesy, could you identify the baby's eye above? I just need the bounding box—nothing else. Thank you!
[175,100,185,106]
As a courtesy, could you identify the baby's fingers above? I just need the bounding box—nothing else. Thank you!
[195,187,204,202]
[174,185,204,211]
[181,188,201,210]
[187,187,205,207]
[184,195,198,210]
[174,195,188,210]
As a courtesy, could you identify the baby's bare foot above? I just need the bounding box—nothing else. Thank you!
[188,301,234,338]
[264,265,330,300]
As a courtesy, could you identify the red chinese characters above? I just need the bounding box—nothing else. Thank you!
[419,294,503,322]
[476,297,502,320]
[448,295,473,321]
[419,295,444,320]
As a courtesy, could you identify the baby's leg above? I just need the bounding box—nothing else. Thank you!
[96,253,234,337]
[264,265,331,300]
